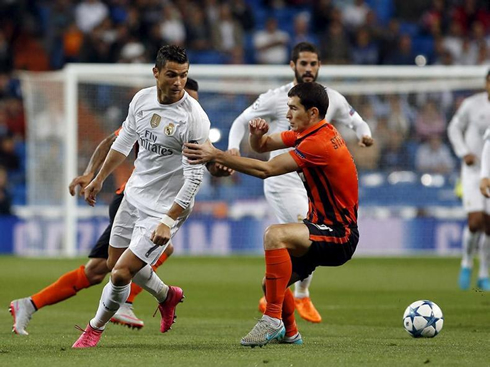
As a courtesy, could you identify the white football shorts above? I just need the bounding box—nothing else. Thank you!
[462,164,490,214]
[264,187,308,224]
[110,196,190,265]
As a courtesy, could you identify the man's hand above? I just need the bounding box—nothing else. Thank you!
[249,118,269,137]
[210,148,240,176]
[358,135,374,147]
[69,173,95,196]
[480,177,490,198]
[464,154,476,166]
[184,140,218,164]
[207,162,234,177]
[83,178,103,207]
[150,223,172,246]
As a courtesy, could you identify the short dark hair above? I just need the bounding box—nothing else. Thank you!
[185,77,199,92]
[288,82,329,118]
[290,42,320,63]
[155,45,188,70]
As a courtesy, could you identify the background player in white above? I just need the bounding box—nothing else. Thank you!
[72,45,210,348]
[227,42,373,323]
[480,128,490,198]
[448,71,490,291]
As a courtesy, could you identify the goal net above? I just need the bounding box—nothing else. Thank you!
[18,64,488,256]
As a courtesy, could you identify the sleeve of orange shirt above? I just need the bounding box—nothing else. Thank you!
[291,135,330,169]
[281,130,296,147]
[114,127,122,137]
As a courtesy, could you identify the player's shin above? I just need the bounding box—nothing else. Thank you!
[91,279,131,329]
[461,227,480,268]
[132,264,169,303]
[282,289,298,337]
[264,248,292,319]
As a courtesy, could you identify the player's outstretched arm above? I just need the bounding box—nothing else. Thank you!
[184,141,298,179]
[84,149,127,206]
[69,133,117,196]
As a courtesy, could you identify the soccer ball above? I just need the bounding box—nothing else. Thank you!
[402,300,444,338]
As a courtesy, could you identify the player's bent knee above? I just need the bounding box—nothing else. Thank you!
[263,224,286,250]
[111,267,132,286]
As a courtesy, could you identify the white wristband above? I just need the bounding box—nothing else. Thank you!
[160,215,175,228]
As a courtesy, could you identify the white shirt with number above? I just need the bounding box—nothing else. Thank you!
[112,87,210,217]
[228,82,371,193]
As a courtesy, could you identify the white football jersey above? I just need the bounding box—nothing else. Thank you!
[228,82,371,191]
[112,87,210,217]
[448,92,490,164]
[482,127,490,178]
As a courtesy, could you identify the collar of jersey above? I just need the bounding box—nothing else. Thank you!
[156,90,188,107]
[295,119,328,139]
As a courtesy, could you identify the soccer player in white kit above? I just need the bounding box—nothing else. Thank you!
[448,71,490,291]
[481,128,490,198]
[72,45,210,348]
[227,42,373,323]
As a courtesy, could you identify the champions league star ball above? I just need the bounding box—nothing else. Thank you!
[402,300,444,338]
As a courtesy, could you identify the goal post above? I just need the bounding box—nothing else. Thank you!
[18,64,488,257]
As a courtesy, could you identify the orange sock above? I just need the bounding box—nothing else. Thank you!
[31,265,91,309]
[282,288,298,337]
[264,248,292,320]
[126,253,169,304]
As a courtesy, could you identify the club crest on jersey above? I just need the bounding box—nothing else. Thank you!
[150,114,161,128]
[164,122,176,136]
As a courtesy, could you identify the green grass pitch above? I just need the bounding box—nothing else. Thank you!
[1,256,489,367]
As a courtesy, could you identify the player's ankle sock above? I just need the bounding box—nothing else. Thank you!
[125,283,143,303]
[282,288,298,337]
[132,264,169,303]
[478,234,490,279]
[294,273,313,299]
[264,248,292,319]
[461,227,480,269]
[31,265,91,309]
[91,280,130,329]
[152,253,169,269]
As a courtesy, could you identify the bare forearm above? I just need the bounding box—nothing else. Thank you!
[249,134,270,153]
[166,202,185,220]
[94,149,127,182]
[84,134,116,175]
[214,150,271,179]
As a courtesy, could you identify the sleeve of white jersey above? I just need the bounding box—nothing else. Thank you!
[447,99,470,158]
[174,107,210,210]
[111,95,139,156]
[482,129,490,178]
[228,91,277,151]
[328,89,372,140]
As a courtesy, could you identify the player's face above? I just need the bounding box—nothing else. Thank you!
[291,52,320,84]
[153,61,189,103]
[286,96,311,132]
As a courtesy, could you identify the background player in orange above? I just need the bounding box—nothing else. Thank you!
[9,78,204,335]
[184,82,359,347]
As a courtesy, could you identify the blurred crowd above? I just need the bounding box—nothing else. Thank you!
[1,0,490,208]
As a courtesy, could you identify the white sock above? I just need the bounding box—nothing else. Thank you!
[461,227,481,269]
[132,264,169,304]
[91,280,131,330]
[262,314,281,327]
[478,234,490,279]
[294,273,313,299]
